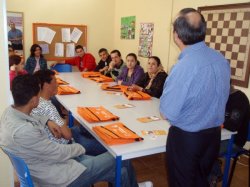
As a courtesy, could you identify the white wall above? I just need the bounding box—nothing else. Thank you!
[114,0,174,71]
[0,0,14,186]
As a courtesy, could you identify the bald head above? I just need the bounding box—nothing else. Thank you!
[185,12,202,28]
[173,8,206,45]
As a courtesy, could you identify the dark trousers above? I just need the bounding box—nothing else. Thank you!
[166,126,221,187]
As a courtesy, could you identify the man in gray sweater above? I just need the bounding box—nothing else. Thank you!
[0,74,138,187]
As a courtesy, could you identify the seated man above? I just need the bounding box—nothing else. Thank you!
[209,84,250,186]
[94,48,111,73]
[32,69,106,155]
[52,45,96,72]
[104,49,126,79]
[0,74,139,187]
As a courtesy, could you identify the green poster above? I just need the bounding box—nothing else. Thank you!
[121,16,136,39]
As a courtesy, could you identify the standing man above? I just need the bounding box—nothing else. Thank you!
[8,22,23,50]
[160,8,230,187]
[52,45,96,72]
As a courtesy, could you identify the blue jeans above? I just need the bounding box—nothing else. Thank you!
[71,126,107,156]
[67,152,138,187]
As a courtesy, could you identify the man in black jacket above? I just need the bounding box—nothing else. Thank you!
[209,84,250,186]
[94,48,111,73]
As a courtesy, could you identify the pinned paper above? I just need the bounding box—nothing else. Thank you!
[137,116,161,123]
[37,27,56,44]
[39,43,49,54]
[55,43,64,57]
[66,43,75,57]
[114,104,135,109]
[71,27,82,43]
[62,28,71,42]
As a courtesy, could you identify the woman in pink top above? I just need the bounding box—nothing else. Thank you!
[9,55,27,89]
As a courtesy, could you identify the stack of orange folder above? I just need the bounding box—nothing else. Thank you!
[77,106,119,123]
[56,77,69,85]
[57,85,80,95]
[121,87,151,100]
[93,122,144,145]
[101,83,125,92]
[82,72,114,83]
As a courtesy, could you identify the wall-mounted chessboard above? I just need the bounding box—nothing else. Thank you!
[198,3,250,88]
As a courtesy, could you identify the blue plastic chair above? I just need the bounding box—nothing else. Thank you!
[226,121,250,186]
[51,64,72,72]
[222,121,250,187]
[2,148,34,187]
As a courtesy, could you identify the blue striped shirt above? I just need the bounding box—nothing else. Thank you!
[160,42,230,132]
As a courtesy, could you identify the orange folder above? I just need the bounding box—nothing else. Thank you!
[93,122,144,145]
[81,72,101,78]
[90,75,114,83]
[56,77,69,85]
[57,85,80,95]
[77,106,119,123]
[101,83,125,92]
[121,87,151,100]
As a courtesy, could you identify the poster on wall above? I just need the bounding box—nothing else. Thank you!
[120,16,136,39]
[7,11,24,56]
[138,23,154,58]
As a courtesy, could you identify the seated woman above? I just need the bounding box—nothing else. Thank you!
[129,56,168,98]
[25,44,47,74]
[9,55,27,89]
[116,53,144,86]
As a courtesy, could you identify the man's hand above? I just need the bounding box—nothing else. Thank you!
[99,66,109,73]
[47,120,62,139]
[108,61,115,71]
[50,61,64,67]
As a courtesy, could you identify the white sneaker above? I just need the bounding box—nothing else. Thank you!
[138,181,153,187]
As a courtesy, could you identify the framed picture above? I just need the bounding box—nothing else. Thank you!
[198,3,250,88]
[121,16,136,39]
[7,11,24,56]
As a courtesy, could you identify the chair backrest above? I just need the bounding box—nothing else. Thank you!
[2,148,34,187]
[51,64,72,72]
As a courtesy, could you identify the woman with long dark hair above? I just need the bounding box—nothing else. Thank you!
[25,44,47,74]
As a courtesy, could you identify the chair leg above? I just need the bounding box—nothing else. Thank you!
[227,157,238,187]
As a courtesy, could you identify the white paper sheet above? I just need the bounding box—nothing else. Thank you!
[61,28,71,42]
[39,43,49,54]
[43,28,56,44]
[66,43,75,57]
[70,27,82,43]
[55,43,64,57]
[37,27,47,41]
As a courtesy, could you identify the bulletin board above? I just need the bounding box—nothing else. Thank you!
[33,23,87,61]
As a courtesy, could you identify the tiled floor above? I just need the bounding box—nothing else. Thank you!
[94,153,249,187]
